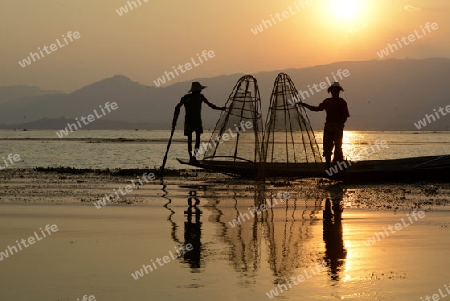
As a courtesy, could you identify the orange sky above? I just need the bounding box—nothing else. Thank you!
[1,0,449,92]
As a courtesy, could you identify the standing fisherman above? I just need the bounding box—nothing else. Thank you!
[173,82,225,163]
[300,82,350,168]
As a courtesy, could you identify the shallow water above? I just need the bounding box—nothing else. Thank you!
[1,129,449,300]
[1,181,449,301]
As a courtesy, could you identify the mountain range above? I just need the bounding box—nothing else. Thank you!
[1,58,449,131]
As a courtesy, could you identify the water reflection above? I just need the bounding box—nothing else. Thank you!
[262,190,322,284]
[183,191,202,270]
[164,187,205,272]
[164,183,348,285]
[226,184,263,280]
[322,187,347,281]
[161,184,181,245]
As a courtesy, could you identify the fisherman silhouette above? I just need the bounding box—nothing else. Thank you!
[173,82,226,163]
[301,82,350,169]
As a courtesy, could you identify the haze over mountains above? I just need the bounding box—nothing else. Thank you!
[1,58,449,131]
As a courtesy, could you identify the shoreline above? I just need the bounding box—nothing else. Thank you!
[2,166,450,186]
[0,168,448,211]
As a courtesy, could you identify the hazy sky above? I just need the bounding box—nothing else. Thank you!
[1,0,449,92]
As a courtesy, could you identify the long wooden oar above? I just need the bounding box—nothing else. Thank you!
[160,109,180,178]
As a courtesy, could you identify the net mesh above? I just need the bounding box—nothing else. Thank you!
[202,75,264,163]
[261,73,322,166]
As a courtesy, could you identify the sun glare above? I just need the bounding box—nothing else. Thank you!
[330,0,361,21]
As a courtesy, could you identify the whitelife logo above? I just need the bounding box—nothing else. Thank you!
[287,69,350,106]
[131,243,193,280]
[77,296,96,301]
[18,31,81,68]
[376,22,439,59]
[265,263,327,299]
[152,50,215,87]
[55,102,118,138]
[250,0,312,35]
[193,121,253,159]
[0,224,59,262]
[94,172,156,209]
[227,192,290,228]
[115,0,149,16]
[364,210,425,246]
[325,140,388,176]
[420,283,450,301]
[0,153,21,170]
[414,104,450,129]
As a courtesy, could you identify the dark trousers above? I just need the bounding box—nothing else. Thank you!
[323,123,344,166]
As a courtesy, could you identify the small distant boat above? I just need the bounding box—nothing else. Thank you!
[177,74,450,183]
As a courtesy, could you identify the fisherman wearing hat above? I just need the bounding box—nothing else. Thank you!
[301,82,350,169]
[173,82,226,163]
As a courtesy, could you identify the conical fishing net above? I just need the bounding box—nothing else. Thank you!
[262,73,322,168]
[201,75,264,163]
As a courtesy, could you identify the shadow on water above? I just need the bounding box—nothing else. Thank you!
[163,185,204,272]
[161,184,181,245]
[323,187,347,282]
[183,191,202,269]
[163,182,348,285]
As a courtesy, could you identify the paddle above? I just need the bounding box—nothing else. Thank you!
[160,108,180,178]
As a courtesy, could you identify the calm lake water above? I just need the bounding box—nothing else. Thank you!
[1,182,450,301]
[1,130,450,300]
[0,130,449,169]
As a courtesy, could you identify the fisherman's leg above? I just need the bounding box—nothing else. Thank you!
[194,131,201,157]
[333,129,344,162]
[189,131,201,162]
[323,129,333,168]
[187,133,193,160]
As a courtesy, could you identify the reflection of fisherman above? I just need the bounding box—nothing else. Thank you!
[301,82,350,168]
[183,192,202,269]
[173,82,226,163]
[323,197,347,281]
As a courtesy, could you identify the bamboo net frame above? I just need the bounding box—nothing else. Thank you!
[202,75,264,163]
[261,73,322,169]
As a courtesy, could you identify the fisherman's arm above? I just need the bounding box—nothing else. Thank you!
[342,102,350,123]
[172,98,185,127]
[203,96,226,111]
[300,102,324,112]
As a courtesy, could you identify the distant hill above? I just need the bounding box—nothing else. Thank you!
[0,58,449,131]
[0,85,62,105]
[0,117,159,130]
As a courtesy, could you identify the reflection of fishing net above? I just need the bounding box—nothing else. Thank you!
[263,197,323,280]
[202,75,263,163]
[262,73,322,167]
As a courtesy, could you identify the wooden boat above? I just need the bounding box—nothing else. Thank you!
[178,74,450,183]
[178,155,450,183]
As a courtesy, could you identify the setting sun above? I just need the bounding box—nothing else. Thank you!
[330,0,362,21]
